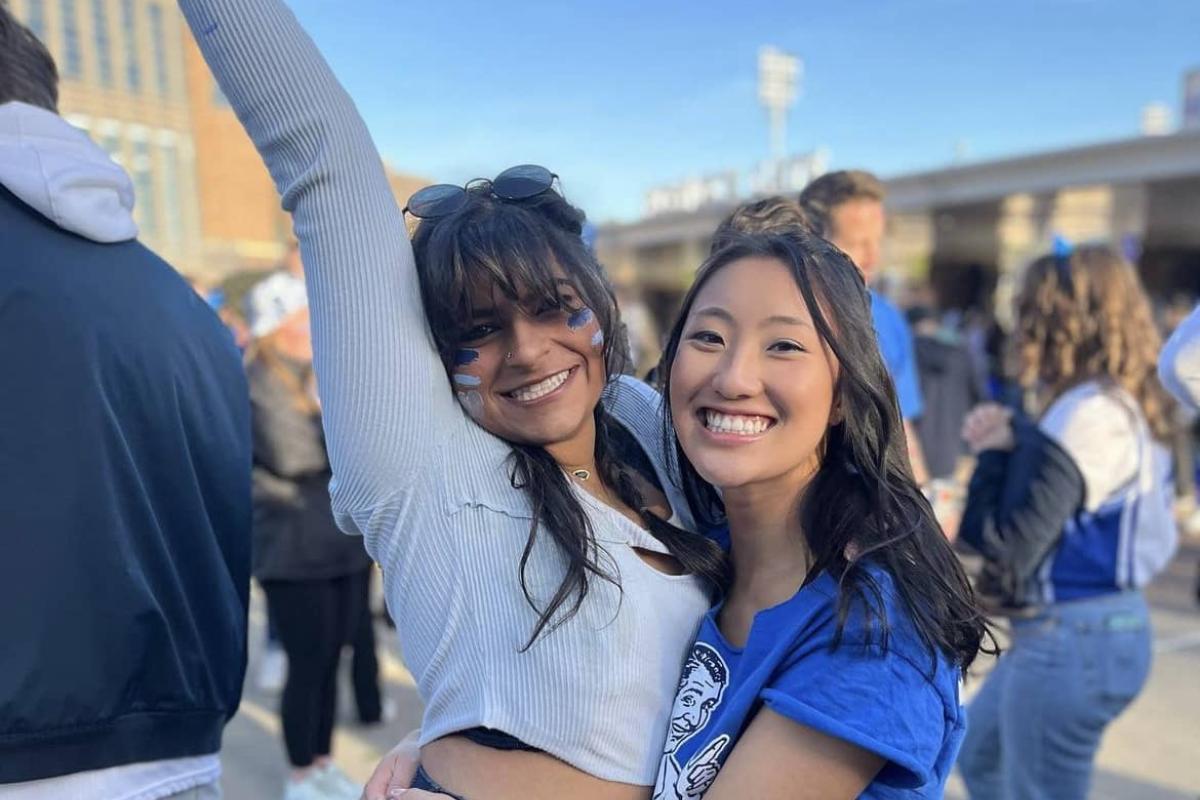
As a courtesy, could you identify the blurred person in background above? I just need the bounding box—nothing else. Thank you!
[254,238,304,694]
[906,305,983,482]
[244,272,378,800]
[1157,293,1200,535]
[907,305,985,539]
[800,170,931,485]
[956,244,1178,800]
[0,6,250,798]
[1158,299,1200,604]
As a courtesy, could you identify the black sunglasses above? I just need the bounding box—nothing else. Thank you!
[403,164,559,220]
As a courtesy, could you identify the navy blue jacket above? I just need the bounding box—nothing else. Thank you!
[0,186,252,783]
[959,413,1085,608]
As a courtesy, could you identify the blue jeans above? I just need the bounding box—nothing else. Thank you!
[957,590,1152,800]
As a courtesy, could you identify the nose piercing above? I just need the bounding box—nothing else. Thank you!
[505,351,514,361]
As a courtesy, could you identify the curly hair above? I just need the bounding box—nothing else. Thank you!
[1014,244,1173,439]
[709,195,812,253]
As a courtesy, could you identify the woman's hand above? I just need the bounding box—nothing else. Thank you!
[361,731,420,800]
[962,403,1015,454]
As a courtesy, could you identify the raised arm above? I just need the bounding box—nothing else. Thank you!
[179,0,459,527]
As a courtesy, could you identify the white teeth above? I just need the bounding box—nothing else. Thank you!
[509,369,571,402]
[704,410,772,435]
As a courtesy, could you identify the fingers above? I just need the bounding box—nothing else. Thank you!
[363,730,423,800]
[362,756,397,800]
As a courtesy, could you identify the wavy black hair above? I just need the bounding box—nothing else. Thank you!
[411,184,727,648]
[658,230,993,670]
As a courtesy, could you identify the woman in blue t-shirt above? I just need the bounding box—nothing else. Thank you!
[648,229,992,799]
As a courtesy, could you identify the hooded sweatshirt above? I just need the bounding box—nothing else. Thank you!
[0,101,251,795]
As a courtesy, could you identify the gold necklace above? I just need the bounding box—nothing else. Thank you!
[566,467,592,481]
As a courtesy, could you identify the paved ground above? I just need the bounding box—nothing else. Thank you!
[222,543,1200,799]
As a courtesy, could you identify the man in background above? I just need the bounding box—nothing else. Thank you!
[801,170,931,484]
[0,5,251,798]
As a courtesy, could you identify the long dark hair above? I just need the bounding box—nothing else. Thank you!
[659,231,992,670]
[412,184,726,648]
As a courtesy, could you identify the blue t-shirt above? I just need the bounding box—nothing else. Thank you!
[651,565,963,799]
[871,290,924,421]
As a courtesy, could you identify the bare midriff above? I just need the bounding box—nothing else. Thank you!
[422,735,652,800]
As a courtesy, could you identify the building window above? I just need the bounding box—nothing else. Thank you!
[131,139,159,237]
[91,0,113,87]
[100,132,123,164]
[25,0,48,41]
[147,3,168,96]
[121,0,141,92]
[59,0,82,78]
[160,140,184,247]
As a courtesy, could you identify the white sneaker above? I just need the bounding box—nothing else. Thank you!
[281,772,330,800]
[257,646,287,693]
[313,763,362,800]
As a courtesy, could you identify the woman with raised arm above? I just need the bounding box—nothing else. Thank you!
[178,2,725,799]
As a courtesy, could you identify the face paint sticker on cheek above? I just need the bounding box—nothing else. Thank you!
[457,390,484,419]
[567,307,604,351]
[452,348,482,387]
[566,308,594,330]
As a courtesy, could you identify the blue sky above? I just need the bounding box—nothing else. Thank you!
[287,0,1198,223]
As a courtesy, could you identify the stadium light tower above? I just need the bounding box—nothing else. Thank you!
[758,46,801,160]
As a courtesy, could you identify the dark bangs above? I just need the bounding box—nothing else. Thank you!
[411,189,627,378]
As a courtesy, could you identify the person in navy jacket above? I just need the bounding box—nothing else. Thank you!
[0,9,251,798]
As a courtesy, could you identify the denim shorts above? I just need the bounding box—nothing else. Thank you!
[412,764,467,800]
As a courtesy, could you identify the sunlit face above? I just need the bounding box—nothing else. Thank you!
[829,198,885,282]
[450,266,607,447]
[670,256,838,493]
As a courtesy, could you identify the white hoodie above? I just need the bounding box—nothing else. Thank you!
[0,100,138,243]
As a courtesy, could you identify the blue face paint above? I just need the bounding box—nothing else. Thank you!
[458,390,484,419]
[567,308,594,330]
[591,329,604,348]
[454,348,479,366]
[453,373,482,387]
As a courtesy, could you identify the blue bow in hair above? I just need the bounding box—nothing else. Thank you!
[1052,234,1074,260]
[1052,234,1074,288]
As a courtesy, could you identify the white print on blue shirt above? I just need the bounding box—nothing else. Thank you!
[653,643,732,800]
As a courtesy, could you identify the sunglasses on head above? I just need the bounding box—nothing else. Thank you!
[403,164,559,220]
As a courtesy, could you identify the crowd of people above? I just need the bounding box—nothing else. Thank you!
[1,1,1194,799]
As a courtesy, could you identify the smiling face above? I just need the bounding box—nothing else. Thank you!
[450,265,607,448]
[669,256,839,494]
